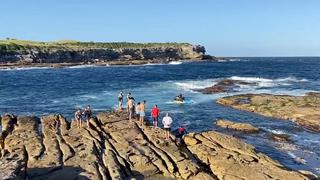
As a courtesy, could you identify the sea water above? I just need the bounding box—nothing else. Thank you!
[0,57,320,174]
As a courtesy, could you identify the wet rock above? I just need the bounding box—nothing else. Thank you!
[270,133,291,142]
[216,119,259,133]
[195,79,256,94]
[217,93,320,132]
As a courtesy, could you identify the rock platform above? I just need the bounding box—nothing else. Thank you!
[0,111,316,180]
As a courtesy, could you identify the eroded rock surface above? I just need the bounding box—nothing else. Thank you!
[217,93,320,132]
[184,132,312,180]
[0,111,316,180]
[215,119,259,133]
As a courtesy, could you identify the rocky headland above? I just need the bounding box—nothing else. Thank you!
[0,111,317,180]
[217,92,320,132]
[0,40,218,69]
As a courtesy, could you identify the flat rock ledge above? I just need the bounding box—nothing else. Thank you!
[217,92,320,132]
[215,119,259,133]
[0,112,316,180]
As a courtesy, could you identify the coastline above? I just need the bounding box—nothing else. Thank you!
[0,58,218,70]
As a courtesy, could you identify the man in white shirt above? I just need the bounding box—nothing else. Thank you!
[162,113,173,140]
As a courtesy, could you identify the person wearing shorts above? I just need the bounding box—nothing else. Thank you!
[74,108,82,128]
[139,100,146,126]
[151,105,160,128]
[162,113,173,140]
[83,105,92,127]
[128,97,134,122]
[135,102,141,120]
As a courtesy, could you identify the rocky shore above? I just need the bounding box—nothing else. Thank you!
[0,40,219,69]
[217,92,320,132]
[0,111,316,180]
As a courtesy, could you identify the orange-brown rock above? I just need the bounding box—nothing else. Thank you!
[215,119,259,133]
[0,111,316,180]
[217,93,320,132]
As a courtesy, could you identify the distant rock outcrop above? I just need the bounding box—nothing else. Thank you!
[215,119,259,133]
[0,111,316,179]
[217,92,320,132]
[195,79,256,94]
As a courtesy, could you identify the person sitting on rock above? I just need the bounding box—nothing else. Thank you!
[83,105,92,127]
[176,126,187,145]
[162,113,173,140]
[74,108,82,128]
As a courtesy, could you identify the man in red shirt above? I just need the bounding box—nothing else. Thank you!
[151,105,160,128]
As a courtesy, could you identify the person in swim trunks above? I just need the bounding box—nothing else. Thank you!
[83,105,92,127]
[128,97,135,122]
[126,92,132,112]
[139,100,146,126]
[135,102,141,120]
[74,108,82,128]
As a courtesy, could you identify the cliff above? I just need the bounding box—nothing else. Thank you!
[0,40,211,65]
[0,111,316,180]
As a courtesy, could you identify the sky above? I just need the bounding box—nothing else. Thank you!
[1,0,319,56]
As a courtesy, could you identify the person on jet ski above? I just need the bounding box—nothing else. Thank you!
[174,94,185,102]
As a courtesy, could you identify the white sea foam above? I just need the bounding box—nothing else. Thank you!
[68,65,98,69]
[0,66,53,71]
[229,58,247,62]
[230,76,309,88]
[79,95,99,99]
[169,61,182,65]
[143,63,163,66]
[174,79,218,90]
[287,151,297,158]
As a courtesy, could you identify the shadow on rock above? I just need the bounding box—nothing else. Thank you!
[26,166,90,180]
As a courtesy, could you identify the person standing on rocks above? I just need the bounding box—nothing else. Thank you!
[139,100,146,126]
[135,102,141,120]
[162,113,173,140]
[74,108,82,128]
[118,91,124,110]
[128,97,135,122]
[83,105,92,127]
[126,92,132,112]
[151,105,160,128]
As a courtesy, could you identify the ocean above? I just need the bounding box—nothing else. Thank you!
[0,57,320,174]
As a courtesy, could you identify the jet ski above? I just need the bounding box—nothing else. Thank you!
[174,94,185,103]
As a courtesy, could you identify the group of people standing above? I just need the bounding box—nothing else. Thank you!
[73,92,185,141]
[74,105,92,128]
[118,91,176,140]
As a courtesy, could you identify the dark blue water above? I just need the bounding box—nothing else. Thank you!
[1,57,320,174]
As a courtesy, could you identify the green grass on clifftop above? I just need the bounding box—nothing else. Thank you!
[0,39,192,51]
